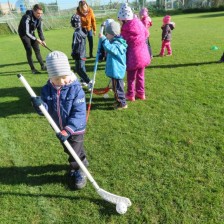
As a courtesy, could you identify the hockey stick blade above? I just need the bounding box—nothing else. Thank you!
[97,188,132,206]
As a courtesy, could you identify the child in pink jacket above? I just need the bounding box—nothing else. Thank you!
[118,3,150,101]
[159,15,175,57]
[140,7,153,58]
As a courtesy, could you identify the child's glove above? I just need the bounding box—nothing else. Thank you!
[31,96,43,107]
[31,96,43,114]
[56,130,71,142]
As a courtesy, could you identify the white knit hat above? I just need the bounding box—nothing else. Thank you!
[104,18,114,27]
[105,21,120,36]
[117,3,133,21]
[46,51,73,78]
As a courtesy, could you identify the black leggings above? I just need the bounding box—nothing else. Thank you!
[20,35,44,70]
[63,134,87,170]
[87,30,93,56]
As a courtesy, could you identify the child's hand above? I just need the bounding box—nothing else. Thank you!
[31,96,42,107]
[56,130,70,142]
[99,33,103,38]
[170,22,175,27]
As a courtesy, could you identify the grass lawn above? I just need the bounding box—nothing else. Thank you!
[0,12,224,223]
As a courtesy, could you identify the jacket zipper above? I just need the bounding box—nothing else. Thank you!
[57,89,63,130]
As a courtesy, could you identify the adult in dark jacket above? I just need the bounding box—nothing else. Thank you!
[18,4,47,74]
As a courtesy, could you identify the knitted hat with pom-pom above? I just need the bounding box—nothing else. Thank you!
[117,3,133,21]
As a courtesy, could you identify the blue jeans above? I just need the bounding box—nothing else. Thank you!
[112,78,126,107]
[75,59,90,83]
[87,30,93,57]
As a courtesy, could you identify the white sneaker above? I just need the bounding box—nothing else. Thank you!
[88,80,94,92]
[80,80,88,87]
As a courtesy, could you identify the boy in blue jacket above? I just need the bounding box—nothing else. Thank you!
[71,14,93,91]
[99,21,128,109]
[31,51,88,190]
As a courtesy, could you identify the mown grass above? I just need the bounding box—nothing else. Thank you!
[0,12,224,223]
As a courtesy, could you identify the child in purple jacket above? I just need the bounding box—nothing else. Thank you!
[118,3,150,101]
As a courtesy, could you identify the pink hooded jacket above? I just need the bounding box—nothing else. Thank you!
[141,16,152,29]
[121,18,150,71]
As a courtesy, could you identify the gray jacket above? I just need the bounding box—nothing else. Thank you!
[161,24,174,41]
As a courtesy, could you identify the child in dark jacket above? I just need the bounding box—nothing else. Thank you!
[159,15,175,57]
[71,14,93,91]
[99,21,128,109]
[31,51,88,190]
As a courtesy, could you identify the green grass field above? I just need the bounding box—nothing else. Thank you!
[0,12,224,223]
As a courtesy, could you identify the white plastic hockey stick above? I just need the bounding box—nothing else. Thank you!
[17,74,132,208]
[87,25,105,121]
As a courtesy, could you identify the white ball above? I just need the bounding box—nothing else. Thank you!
[116,202,127,214]
[103,93,109,99]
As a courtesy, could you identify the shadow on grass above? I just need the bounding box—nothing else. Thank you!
[0,191,118,215]
[0,164,67,186]
[70,62,106,73]
[85,93,115,111]
[0,86,115,117]
[0,70,35,76]
[0,164,119,215]
[0,61,28,68]
[149,60,219,69]
[197,12,224,18]
[0,87,42,117]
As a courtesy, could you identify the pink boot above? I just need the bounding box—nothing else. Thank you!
[136,93,146,100]
[125,93,135,101]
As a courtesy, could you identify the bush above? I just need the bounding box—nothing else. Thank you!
[0,23,12,35]
[182,5,224,13]
[146,5,224,17]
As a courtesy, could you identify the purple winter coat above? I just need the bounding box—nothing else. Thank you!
[121,18,150,71]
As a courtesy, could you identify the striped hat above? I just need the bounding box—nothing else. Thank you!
[46,51,72,78]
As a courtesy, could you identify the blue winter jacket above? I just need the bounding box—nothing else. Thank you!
[71,27,87,60]
[101,36,127,79]
[40,78,86,135]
